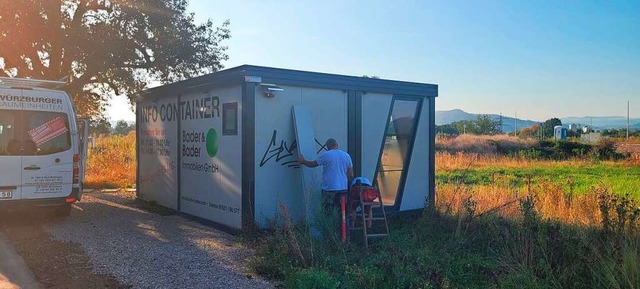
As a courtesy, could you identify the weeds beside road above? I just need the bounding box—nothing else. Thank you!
[85,133,136,189]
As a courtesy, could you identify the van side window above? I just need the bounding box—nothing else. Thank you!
[0,110,71,155]
[26,111,71,155]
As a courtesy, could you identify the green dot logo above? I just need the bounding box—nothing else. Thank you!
[205,128,219,157]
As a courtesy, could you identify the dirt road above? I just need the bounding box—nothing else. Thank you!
[0,190,272,289]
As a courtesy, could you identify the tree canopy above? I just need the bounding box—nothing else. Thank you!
[113,120,134,135]
[543,118,562,138]
[90,117,112,135]
[0,0,230,117]
[436,115,501,136]
[518,124,540,139]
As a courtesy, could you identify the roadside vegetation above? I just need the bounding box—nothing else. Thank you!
[84,132,136,189]
[249,135,640,289]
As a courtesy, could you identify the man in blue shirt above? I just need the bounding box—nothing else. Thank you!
[298,138,354,211]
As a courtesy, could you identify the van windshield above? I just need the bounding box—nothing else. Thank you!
[0,109,71,156]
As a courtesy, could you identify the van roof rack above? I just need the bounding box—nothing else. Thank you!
[0,77,66,90]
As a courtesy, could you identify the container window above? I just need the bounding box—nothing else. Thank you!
[223,102,238,135]
[375,99,420,206]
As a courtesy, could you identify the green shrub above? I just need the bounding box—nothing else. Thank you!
[592,138,623,160]
[287,269,340,289]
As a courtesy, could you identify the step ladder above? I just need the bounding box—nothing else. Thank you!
[348,184,389,247]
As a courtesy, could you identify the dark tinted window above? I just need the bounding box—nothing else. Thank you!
[223,102,238,135]
[0,109,71,155]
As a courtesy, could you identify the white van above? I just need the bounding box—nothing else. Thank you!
[0,77,88,217]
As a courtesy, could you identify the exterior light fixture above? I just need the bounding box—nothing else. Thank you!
[260,83,283,98]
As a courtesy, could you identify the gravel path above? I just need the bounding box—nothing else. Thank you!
[44,190,273,289]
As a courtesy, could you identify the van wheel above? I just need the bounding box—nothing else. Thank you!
[55,204,72,217]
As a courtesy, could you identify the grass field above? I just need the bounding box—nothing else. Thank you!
[437,153,640,197]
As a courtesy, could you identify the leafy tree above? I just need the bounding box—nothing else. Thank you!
[519,125,540,139]
[90,118,112,135]
[566,128,582,138]
[475,115,501,135]
[0,0,230,117]
[543,118,562,138]
[436,123,460,135]
[446,115,500,135]
[437,121,460,135]
[453,120,476,135]
[113,120,133,135]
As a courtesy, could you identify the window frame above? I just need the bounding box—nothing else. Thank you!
[222,102,238,135]
[372,96,423,211]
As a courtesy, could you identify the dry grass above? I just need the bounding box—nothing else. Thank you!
[84,132,136,188]
[437,182,602,226]
[436,151,592,170]
[435,152,637,227]
[436,134,537,154]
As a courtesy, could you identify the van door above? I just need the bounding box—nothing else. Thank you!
[0,88,22,201]
[20,90,74,200]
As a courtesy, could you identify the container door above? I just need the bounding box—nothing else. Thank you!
[20,90,74,200]
[0,88,22,201]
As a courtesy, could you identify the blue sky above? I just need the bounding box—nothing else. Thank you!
[108,0,639,121]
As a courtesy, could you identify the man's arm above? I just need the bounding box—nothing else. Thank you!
[347,167,354,188]
[298,155,319,167]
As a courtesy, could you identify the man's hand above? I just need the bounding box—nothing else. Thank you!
[299,154,319,167]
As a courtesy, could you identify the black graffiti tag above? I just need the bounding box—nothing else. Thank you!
[259,130,328,169]
[260,130,300,168]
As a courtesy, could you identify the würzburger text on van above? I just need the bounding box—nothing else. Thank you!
[0,94,65,111]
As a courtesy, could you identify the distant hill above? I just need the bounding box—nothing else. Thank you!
[436,109,640,131]
[436,109,539,133]
[435,109,477,124]
[561,116,640,129]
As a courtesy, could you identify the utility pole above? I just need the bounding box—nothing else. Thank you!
[590,117,593,143]
[539,123,543,140]
[628,100,630,143]
[514,111,517,137]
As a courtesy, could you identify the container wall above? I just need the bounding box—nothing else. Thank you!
[137,96,179,209]
[179,85,243,229]
[253,86,348,228]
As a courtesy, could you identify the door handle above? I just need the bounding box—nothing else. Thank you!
[24,165,41,170]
